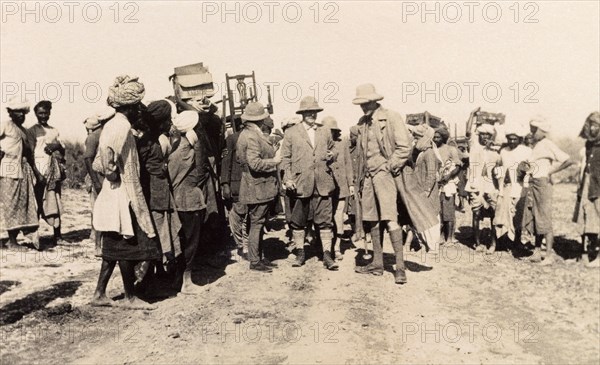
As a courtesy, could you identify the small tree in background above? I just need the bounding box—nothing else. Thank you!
[63,141,87,189]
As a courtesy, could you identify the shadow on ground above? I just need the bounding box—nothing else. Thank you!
[0,281,82,326]
[0,281,21,296]
[61,229,92,244]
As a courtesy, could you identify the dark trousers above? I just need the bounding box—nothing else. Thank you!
[283,193,293,223]
[247,202,271,264]
[178,210,205,270]
[289,195,333,230]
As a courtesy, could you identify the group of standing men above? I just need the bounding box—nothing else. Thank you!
[3,75,599,310]
[226,83,600,281]
[227,83,448,284]
[0,99,65,250]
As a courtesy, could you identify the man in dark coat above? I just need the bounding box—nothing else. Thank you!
[236,102,280,272]
[221,118,248,259]
[574,111,600,268]
[322,116,354,261]
[170,94,228,264]
[280,96,338,270]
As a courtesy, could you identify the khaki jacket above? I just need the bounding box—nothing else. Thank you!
[237,125,279,205]
[280,122,335,198]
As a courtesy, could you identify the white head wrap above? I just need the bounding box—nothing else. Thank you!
[6,95,30,112]
[173,111,199,146]
[475,124,495,135]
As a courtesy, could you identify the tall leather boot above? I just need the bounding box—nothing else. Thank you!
[355,225,383,275]
[292,230,306,267]
[389,229,407,284]
[320,229,339,270]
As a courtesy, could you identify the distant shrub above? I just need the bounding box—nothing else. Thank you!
[63,141,87,189]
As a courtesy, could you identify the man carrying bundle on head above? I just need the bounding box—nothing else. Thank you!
[168,110,207,294]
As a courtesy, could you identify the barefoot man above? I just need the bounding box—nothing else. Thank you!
[91,75,160,309]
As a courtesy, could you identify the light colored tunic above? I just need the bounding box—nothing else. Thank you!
[92,113,156,238]
[498,145,532,198]
[0,118,25,179]
[495,145,532,240]
[28,124,61,176]
[0,118,39,235]
[528,138,569,179]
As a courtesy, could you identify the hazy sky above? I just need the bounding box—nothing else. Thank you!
[1,0,599,142]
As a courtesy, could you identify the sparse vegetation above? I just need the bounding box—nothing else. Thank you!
[63,141,87,189]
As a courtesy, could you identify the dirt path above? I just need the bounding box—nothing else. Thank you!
[1,187,599,364]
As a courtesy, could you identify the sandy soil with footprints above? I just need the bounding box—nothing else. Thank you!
[1,185,598,364]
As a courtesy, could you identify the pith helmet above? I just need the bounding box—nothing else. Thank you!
[352,83,384,105]
[322,116,341,131]
[241,102,269,122]
[296,96,323,114]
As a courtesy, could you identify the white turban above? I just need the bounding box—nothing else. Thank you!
[504,123,527,138]
[529,115,551,133]
[173,111,199,147]
[475,124,495,135]
[83,107,116,130]
[6,95,30,112]
[164,98,179,122]
[172,111,198,133]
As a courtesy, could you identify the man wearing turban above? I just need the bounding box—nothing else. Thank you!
[520,116,575,265]
[107,75,146,108]
[466,123,501,253]
[167,110,208,294]
[433,127,463,246]
[573,112,600,268]
[493,124,532,249]
[91,75,160,309]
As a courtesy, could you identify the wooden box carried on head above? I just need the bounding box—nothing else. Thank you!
[406,111,444,129]
[476,111,505,126]
[169,62,215,101]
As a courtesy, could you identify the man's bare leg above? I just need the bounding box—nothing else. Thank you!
[91,259,116,306]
